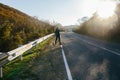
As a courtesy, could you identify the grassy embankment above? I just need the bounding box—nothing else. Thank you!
[1,36,67,80]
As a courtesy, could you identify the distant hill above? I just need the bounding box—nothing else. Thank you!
[0,3,55,52]
[74,4,120,43]
[64,25,79,32]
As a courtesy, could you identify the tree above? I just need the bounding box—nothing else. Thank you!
[0,21,13,51]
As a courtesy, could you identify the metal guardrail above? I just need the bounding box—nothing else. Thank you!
[0,53,8,61]
[0,33,54,78]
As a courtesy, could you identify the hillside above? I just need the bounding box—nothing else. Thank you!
[0,3,55,52]
[75,4,120,43]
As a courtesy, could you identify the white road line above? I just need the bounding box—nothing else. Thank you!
[60,45,73,80]
[82,40,120,56]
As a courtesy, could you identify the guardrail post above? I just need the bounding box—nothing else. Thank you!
[0,67,3,78]
[19,55,23,61]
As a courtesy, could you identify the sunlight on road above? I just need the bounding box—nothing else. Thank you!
[86,59,109,80]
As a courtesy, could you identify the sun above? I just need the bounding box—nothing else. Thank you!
[97,1,116,18]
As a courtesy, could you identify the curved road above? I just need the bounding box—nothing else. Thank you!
[61,32,120,80]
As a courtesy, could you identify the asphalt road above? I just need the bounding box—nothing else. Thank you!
[61,32,120,80]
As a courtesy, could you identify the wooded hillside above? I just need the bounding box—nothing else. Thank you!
[0,3,55,52]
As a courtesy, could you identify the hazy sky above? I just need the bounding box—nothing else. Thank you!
[0,0,119,26]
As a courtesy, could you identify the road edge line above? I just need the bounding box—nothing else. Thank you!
[60,45,73,80]
[83,40,120,56]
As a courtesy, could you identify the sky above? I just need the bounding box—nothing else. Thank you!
[0,0,119,26]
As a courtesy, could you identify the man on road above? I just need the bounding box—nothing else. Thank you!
[55,27,61,45]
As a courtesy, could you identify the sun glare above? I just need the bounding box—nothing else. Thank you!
[97,1,116,18]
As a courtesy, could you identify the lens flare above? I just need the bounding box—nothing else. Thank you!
[97,1,116,18]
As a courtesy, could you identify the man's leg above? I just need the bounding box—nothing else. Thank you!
[58,35,61,45]
[55,36,58,44]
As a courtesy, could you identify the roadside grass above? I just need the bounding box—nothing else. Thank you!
[2,36,54,80]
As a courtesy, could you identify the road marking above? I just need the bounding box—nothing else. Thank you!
[60,45,73,80]
[82,40,120,56]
